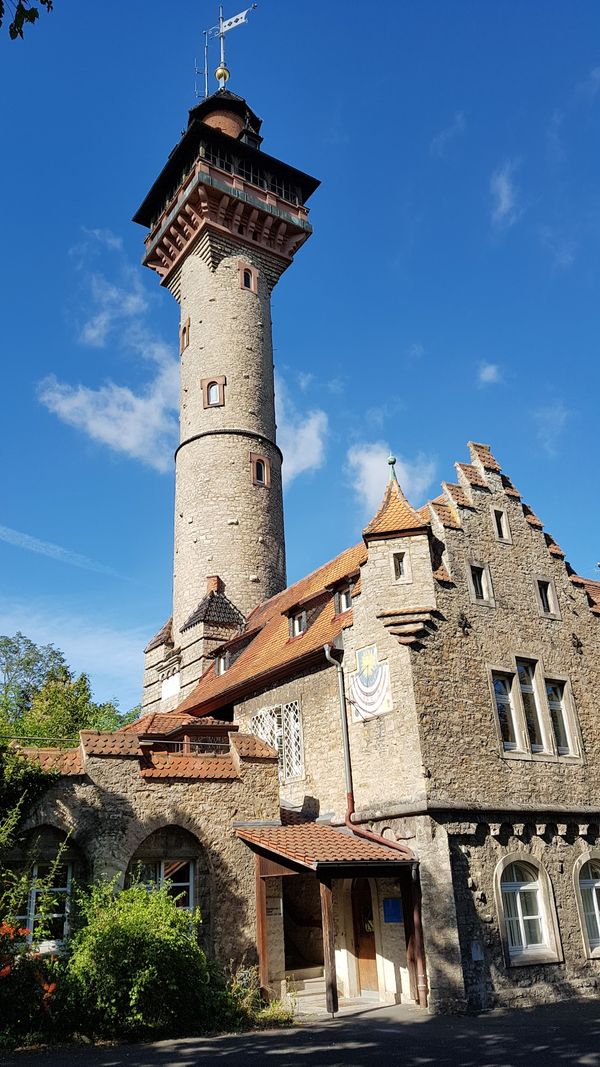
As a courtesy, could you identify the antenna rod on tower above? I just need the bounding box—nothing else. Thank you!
[204,29,209,98]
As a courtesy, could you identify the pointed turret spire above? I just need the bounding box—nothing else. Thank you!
[363,454,429,541]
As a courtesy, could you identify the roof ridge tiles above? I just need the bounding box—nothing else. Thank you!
[363,479,428,540]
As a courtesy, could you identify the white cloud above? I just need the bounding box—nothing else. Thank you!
[0,598,146,712]
[478,362,502,386]
[0,524,121,577]
[39,355,178,474]
[490,161,521,228]
[534,401,570,457]
[540,226,577,269]
[80,271,148,348]
[346,441,436,518]
[297,371,314,392]
[276,375,328,487]
[40,234,179,472]
[430,111,466,157]
[405,342,425,360]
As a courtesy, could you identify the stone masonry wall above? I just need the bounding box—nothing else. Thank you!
[21,745,280,967]
[173,248,286,637]
[446,814,600,1010]
[413,464,600,810]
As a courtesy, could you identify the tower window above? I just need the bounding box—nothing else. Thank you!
[201,376,226,409]
[250,452,271,487]
[238,261,258,293]
[179,317,190,354]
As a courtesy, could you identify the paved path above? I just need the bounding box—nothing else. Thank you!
[3,998,600,1066]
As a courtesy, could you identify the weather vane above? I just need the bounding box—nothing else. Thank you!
[196,4,258,99]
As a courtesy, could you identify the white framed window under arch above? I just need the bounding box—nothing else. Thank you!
[573,851,600,959]
[493,853,563,967]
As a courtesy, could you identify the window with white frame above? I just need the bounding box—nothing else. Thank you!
[16,862,71,950]
[489,661,579,760]
[500,861,547,960]
[468,562,494,605]
[536,578,560,619]
[289,611,307,638]
[545,679,570,755]
[337,586,352,613]
[492,507,511,543]
[130,859,195,910]
[516,659,545,752]
[578,859,600,954]
[491,672,519,750]
[250,700,304,781]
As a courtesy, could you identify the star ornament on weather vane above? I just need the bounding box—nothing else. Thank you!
[197,4,258,98]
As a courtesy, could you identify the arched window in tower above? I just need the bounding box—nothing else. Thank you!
[250,452,271,487]
[238,261,258,293]
[201,376,226,409]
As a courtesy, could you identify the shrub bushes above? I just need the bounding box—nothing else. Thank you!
[65,880,228,1039]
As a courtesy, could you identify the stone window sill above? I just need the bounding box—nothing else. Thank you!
[501,749,583,766]
[507,950,562,968]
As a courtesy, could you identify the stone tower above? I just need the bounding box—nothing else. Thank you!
[135,89,319,711]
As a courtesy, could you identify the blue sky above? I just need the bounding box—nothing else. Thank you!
[1,1,599,712]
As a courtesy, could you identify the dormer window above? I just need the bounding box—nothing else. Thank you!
[289,611,307,638]
[215,652,230,676]
[336,586,352,614]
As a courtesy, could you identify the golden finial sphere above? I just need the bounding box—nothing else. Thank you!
[215,65,230,83]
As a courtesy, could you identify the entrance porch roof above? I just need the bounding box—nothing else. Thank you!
[235,823,412,876]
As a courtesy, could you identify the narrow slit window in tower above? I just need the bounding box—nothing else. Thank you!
[207,382,220,406]
[251,452,270,488]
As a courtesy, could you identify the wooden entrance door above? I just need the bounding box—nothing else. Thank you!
[352,878,378,995]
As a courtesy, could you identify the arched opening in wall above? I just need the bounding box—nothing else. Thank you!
[351,877,378,995]
[255,460,265,484]
[126,826,209,942]
[207,381,220,406]
[243,269,253,290]
[7,825,87,953]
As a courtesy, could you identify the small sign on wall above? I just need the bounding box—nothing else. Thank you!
[383,897,403,923]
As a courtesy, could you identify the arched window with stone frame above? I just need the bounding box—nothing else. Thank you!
[8,825,87,954]
[574,852,600,959]
[125,825,207,925]
[493,853,562,967]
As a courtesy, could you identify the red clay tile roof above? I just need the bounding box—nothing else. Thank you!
[429,501,461,529]
[20,747,84,775]
[363,479,428,539]
[235,823,407,869]
[456,463,488,489]
[80,731,142,757]
[119,712,232,736]
[176,543,366,716]
[140,754,239,780]
[544,534,565,559]
[442,482,472,508]
[230,733,278,760]
[469,441,501,473]
[144,617,173,653]
[581,579,600,615]
[522,505,544,529]
[501,475,521,498]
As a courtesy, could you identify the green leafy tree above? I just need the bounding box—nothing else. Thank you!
[19,668,126,742]
[0,633,65,728]
[0,0,53,40]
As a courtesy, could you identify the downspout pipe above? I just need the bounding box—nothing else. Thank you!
[323,642,428,1008]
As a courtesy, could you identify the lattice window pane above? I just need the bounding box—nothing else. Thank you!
[281,700,303,781]
[250,707,280,758]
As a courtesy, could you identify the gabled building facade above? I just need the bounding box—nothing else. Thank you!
[17,84,600,1016]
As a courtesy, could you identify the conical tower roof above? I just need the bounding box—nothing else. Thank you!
[363,458,428,540]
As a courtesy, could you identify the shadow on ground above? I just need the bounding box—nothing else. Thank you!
[4,998,600,1066]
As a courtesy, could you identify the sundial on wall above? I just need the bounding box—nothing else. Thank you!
[349,644,393,721]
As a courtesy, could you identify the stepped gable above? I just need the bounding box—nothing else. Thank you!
[181,590,245,634]
[144,617,173,653]
[176,542,366,716]
[363,478,428,540]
